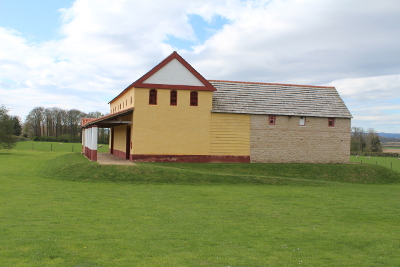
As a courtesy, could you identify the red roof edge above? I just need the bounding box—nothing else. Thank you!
[81,108,134,128]
[208,80,336,89]
[109,51,216,104]
[132,51,216,91]
[81,118,96,127]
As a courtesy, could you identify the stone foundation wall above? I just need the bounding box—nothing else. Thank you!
[250,115,351,163]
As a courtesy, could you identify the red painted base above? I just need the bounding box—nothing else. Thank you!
[130,154,250,163]
[83,146,97,161]
[112,149,127,159]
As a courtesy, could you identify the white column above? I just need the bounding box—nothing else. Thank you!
[85,128,89,157]
[91,126,98,161]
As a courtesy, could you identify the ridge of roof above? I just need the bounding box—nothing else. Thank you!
[210,80,352,118]
[209,80,335,89]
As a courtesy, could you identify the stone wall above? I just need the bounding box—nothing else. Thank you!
[250,115,351,163]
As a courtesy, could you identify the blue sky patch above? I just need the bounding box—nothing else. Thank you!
[165,14,229,50]
[0,0,74,42]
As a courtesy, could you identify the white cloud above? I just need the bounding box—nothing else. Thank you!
[188,0,400,85]
[328,74,400,133]
[331,75,400,101]
[0,0,399,133]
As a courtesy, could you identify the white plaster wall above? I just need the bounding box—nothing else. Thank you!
[143,58,204,86]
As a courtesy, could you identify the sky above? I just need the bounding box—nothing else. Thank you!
[0,0,399,133]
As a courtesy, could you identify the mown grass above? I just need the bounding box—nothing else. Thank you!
[42,153,400,185]
[2,149,400,266]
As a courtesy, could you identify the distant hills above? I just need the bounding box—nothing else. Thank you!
[379,133,400,139]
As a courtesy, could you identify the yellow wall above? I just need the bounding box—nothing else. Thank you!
[112,125,127,152]
[109,88,135,114]
[131,88,213,155]
[111,113,133,152]
[211,113,250,156]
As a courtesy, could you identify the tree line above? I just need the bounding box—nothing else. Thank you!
[24,107,109,143]
[351,127,382,154]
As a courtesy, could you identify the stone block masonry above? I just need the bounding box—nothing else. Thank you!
[250,115,351,164]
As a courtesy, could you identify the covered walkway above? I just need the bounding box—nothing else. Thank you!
[97,153,135,165]
[81,108,134,161]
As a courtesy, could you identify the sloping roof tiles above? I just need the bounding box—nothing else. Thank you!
[210,80,352,118]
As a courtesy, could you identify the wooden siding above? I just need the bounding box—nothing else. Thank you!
[211,113,250,156]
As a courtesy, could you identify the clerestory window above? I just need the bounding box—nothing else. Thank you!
[149,89,157,105]
[190,91,198,106]
[170,90,177,106]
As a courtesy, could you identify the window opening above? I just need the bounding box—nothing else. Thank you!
[299,116,306,126]
[170,90,177,106]
[190,91,198,106]
[328,117,335,127]
[269,115,276,125]
[149,89,157,105]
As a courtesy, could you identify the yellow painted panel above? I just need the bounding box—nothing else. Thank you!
[109,88,135,114]
[111,113,133,152]
[113,125,127,152]
[131,88,212,155]
[211,113,250,156]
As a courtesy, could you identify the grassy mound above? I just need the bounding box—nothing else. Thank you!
[41,153,400,185]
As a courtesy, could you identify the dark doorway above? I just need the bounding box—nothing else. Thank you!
[110,128,115,154]
[126,127,131,160]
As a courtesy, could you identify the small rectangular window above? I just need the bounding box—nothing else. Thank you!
[170,90,177,106]
[328,117,335,127]
[149,89,157,105]
[269,115,276,125]
[190,91,198,106]
[299,116,306,126]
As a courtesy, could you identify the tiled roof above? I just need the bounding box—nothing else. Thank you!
[81,108,134,128]
[210,80,352,118]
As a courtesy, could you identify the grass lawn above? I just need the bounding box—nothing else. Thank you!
[15,141,109,153]
[350,155,400,173]
[1,148,400,266]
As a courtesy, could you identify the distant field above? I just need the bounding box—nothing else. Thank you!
[383,147,400,153]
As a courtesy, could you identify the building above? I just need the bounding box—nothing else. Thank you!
[82,51,352,163]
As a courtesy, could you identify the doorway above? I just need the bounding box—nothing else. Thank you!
[110,128,115,154]
[126,127,131,160]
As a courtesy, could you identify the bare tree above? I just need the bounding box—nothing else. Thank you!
[365,128,382,153]
[24,107,108,143]
[25,107,45,138]
[351,127,382,154]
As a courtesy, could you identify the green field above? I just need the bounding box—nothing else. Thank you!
[350,155,400,173]
[1,145,400,266]
[15,141,109,153]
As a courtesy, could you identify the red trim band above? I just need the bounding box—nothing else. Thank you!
[130,154,250,163]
